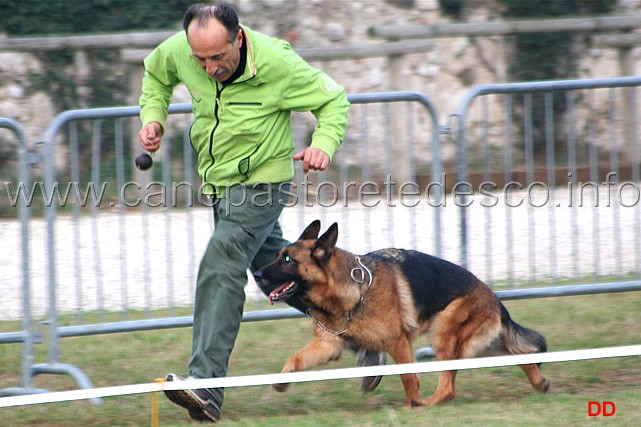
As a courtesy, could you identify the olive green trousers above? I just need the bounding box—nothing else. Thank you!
[188,183,304,401]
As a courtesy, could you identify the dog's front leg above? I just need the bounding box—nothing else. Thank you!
[387,333,422,407]
[274,325,343,392]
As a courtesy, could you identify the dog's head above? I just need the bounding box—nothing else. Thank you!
[254,220,338,304]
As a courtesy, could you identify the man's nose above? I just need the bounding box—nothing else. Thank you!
[205,60,218,75]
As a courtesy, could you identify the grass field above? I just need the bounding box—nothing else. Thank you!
[1,291,640,426]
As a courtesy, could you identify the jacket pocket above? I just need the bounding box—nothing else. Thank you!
[224,101,263,107]
[237,144,262,180]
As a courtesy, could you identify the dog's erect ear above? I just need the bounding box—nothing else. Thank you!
[312,222,338,262]
[318,223,338,249]
[299,220,321,241]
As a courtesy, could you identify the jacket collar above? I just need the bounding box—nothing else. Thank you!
[235,25,259,85]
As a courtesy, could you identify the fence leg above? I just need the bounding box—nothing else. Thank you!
[30,363,104,405]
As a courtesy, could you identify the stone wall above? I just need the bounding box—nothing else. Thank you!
[1,0,641,145]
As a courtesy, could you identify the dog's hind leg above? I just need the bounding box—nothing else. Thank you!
[519,364,550,393]
[423,370,458,406]
[421,288,499,406]
[498,300,550,393]
[386,333,423,408]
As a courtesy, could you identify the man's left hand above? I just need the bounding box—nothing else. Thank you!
[293,147,330,174]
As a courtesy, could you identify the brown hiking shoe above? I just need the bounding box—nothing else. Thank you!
[357,349,386,392]
[163,373,222,423]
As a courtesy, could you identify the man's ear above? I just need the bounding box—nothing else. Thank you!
[311,222,338,262]
[235,28,243,48]
[299,220,321,241]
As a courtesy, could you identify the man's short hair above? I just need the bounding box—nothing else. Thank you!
[183,2,240,42]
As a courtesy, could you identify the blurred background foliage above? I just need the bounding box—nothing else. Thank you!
[0,0,193,35]
[499,0,617,82]
[0,1,195,216]
[0,0,193,110]
[498,0,617,154]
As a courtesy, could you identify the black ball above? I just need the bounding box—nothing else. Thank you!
[135,152,153,171]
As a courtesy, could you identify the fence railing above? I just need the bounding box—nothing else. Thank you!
[2,79,641,398]
[0,118,43,397]
[453,76,641,285]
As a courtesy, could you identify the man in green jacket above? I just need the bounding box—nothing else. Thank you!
[138,2,384,423]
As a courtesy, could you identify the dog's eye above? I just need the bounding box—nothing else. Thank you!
[284,255,291,263]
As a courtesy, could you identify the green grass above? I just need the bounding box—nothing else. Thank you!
[1,292,640,426]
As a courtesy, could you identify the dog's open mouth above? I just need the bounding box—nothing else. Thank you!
[268,281,299,304]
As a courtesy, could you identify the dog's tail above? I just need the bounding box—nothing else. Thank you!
[499,303,547,356]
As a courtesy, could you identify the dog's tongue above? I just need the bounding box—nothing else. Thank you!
[268,281,295,304]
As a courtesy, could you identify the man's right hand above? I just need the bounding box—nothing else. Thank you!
[138,122,163,153]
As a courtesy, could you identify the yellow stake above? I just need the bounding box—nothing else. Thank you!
[151,378,166,427]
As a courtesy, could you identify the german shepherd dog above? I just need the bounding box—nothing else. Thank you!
[254,220,551,407]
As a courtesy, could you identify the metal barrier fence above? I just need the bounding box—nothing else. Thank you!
[0,118,44,397]
[2,79,641,398]
[453,76,641,287]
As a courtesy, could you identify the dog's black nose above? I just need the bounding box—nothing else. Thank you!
[253,269,264,283]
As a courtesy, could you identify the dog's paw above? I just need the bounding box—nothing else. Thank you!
[273,382,290,393]
[539,378,550,393]
[412,400,425,408]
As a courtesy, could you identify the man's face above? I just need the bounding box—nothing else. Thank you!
[187,18,242,82]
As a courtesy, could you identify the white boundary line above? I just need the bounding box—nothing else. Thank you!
[1,344,640,408]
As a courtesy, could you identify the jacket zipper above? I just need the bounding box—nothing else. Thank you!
[225,101,262,106]
[202,79,261,191]
[203,83,222,193]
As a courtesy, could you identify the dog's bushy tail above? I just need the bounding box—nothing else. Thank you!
[499,303,547,355]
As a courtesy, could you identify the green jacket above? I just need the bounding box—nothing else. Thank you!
[139,25,350,194]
